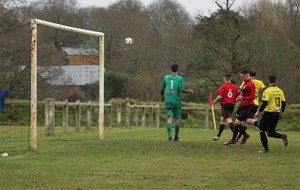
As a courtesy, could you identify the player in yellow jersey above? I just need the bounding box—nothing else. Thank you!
[255,75,288,153]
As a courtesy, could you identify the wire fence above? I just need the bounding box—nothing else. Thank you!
[1,99,299,154]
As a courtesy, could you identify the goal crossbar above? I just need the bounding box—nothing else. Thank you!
[34,19,104,37]
[30,18,105,150]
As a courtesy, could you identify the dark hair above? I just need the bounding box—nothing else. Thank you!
[240,69,249,75]
[250,70,256,77]
[224,73,232,80]
[171,64,178,72]
[269,75,276,83]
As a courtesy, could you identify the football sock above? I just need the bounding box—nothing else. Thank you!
[238,125,247,136]
[232,125,239,140]
[260,131,269,151]
[229,122,234,133]
[217,124,225,137]
[167,123,172,139]
[175,124,180,138]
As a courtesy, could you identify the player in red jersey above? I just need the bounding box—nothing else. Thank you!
[224,69,256,145]
[212,74,239,141]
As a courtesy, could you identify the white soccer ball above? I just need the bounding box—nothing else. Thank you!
[125,37,133,45]
[2,152,8,157]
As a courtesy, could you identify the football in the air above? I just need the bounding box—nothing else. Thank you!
[125,37,133,45]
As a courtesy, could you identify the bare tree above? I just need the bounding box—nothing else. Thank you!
[147,0,191,38]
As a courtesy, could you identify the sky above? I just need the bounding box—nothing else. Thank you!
[76,0,254,16]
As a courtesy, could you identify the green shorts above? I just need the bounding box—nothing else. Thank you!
[165,106,182,119]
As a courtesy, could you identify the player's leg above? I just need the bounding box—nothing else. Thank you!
[258,112,270,152]
[235,119,248,142]
[214,104,233,141]
[239,106,253,144]
[213,116,225,141]
[259,131,269,153]
[236,106,257,142]
[224,106,250,145]
[166,108,174,141]
[225,117,234,132]
[245,105,259,127]
[246,118,259,127]
[173,107,182,141]
[225,104,235,133]
[224,118,240,145]
[266,112,288,147]
[174,119,182,141]
[235,106,242,141]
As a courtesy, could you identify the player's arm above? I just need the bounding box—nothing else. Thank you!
[241,93,256,101]
[279,101,286,120]
[180,78,195,95]
[254,100,268,118]
[241,86,256,101]
[213,95,222,104]
[213,86,223,104]
[181,88,195,95]
[281,101,286,112]
[255,89,269,117]
[280,91,286,120]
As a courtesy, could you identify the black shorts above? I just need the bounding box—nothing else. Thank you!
[237,105,253,122]
[221,104,234,119]
[251,105,259,117]
[236,104,258,118]
[258,112,280,132]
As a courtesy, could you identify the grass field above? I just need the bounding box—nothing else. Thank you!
[0,127,299,190]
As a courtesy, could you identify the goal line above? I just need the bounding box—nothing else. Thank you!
[30,18,105,150]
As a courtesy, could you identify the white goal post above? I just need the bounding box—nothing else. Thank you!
[30,18,105,150]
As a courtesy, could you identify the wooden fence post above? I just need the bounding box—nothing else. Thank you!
[62,99,68,133]
[205,106,209,129]
[45,98,50,134]
[108,103,112,128]
[75,100,81,132]
[126,103,130,127]
[142,105,146,127]
[134,104,138,127]
[50,99,55,134]
[117,102,121,128]
[156,104,160,128]
[87,101,92,129]
[149,105,153,127]
[45,98,55,135]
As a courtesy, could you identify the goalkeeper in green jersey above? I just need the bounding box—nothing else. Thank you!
[160,64,194,142]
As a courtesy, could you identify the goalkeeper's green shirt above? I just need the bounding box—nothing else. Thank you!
[160,74,189,108]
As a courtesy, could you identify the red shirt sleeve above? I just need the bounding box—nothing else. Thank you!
[217,86,224,97]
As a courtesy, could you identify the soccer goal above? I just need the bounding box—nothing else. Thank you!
[30,19,105,150]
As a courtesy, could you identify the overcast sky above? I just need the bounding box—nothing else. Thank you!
[76,0,254,16]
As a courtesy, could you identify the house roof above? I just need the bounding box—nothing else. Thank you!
[62,47,98,56]
[38,65,99,86]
